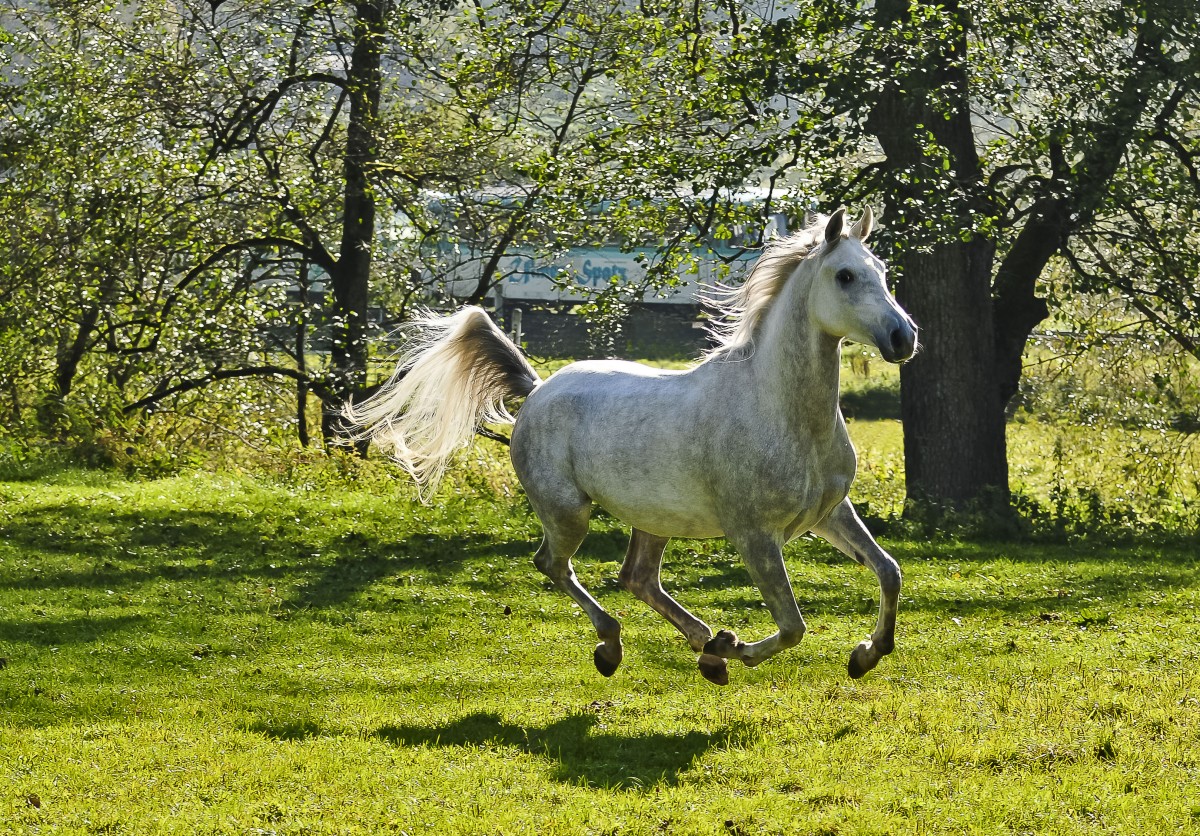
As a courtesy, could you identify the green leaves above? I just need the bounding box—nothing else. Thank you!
[3,0,1197,474]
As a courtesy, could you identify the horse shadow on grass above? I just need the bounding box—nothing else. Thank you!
[285,528,629,612]
[374,710,732,789]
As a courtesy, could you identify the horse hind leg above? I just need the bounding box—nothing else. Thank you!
[530,500,624,677]
[617,529,722,683]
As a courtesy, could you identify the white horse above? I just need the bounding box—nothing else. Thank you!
[345,207,917,684]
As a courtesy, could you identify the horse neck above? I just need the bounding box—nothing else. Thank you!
[752,269,844,433]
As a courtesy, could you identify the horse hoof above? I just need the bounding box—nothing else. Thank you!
[703,629,743,658]
[698,653,729,686]
[847,642,876,679]
[593,644,621,677]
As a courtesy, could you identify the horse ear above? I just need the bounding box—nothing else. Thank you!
[824,208,846,243]
[850,205,874,242]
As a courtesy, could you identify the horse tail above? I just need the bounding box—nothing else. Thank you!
[342,306,540,498]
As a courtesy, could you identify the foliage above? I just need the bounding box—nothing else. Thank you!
[838,333,1200,540]
[1,0,1199,512]
[0,0,804,449]
[746,0,1200,507]
[0,2,317,440]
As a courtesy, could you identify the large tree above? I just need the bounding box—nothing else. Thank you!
[0,2,294,435]
[11,0,1193,491]
[768,0,1200,510]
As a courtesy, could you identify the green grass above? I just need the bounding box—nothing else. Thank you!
[2,452,1199,834]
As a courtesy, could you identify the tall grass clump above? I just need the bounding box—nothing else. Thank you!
[840,322,1199,541]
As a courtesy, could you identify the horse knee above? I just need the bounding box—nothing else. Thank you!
[872,554,901,597]
[533,533,579,579]
[617,562,655,597]
[534,550,577,594]
[533,548,557,579]
[616,563,637,592]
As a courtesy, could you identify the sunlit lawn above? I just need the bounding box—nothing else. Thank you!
[2,450,1198,834]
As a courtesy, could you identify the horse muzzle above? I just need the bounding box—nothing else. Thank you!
[876,317,918,363]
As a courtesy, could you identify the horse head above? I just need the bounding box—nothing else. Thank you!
[808,207,918,363]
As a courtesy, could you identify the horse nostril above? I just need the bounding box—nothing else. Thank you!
[890,326,913,359]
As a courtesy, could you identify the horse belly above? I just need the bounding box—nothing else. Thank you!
[511,367,717,535]
[569,424,724,539]
[568,400,725,538]
[590,485,725,540]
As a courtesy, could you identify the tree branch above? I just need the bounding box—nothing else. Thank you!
[1065,240,1200,363]
[123,365,335,415]
[211,72,348,156]
[162,235,335,324]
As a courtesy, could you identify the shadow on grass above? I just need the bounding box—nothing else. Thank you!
[246,717,325,741]
[2,495,1197,635]
[883,542,1200,620]
[839,385,901,420]
[285,533,534,610]
[374,711,731,789]
[0,496,631,616]
[0,613,148,646]
[0,498,539,606]
[289,528,628,610]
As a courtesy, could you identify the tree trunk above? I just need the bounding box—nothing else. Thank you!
[859,1,1177,513]
[324,1,385,442]
[41,271,118,432]
[869,0,1009,511]
[896,242,1009,509]
[296,259,311,448]
[53,304,101,402]
[991,205,1060,406]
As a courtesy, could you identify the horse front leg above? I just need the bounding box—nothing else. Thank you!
[701,531,807,682]
[810,498,901,678]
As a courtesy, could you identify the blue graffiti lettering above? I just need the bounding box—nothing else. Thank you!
[506,256,537,284]
[580,259,627,286]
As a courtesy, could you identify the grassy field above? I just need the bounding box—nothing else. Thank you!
[2,442,1199,834]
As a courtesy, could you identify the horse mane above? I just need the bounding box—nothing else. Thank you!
[702,214,830,360]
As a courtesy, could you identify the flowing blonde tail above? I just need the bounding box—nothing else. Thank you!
[342,306,540,499]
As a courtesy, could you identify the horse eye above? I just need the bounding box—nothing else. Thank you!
[835,269,855,285]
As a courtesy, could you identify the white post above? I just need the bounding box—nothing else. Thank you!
[511,306,524,346]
